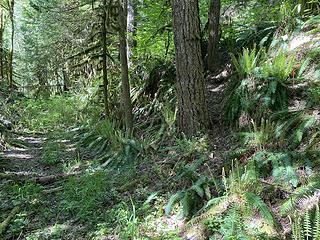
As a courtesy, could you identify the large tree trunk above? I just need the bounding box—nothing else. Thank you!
[119,0,133,136]
[172,0,209,137]
[207,0,220,73]
[8,0,14,89]
[101,0,109,116]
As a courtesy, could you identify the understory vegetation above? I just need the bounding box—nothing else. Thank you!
[0,0,320,239]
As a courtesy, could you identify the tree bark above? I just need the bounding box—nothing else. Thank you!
[126,0,136,67]
[172,0,209,137]
[0,4,4,81]
[207,0,220,73]
[119,0,133,136]
[101,0,109,116]
[8,0,15,89]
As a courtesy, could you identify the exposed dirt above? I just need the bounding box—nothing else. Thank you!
[206,65,234,169]
[0,133,47,175]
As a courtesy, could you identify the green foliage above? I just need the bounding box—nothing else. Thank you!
[41,140,62,166]
[291,205,320,240]
[17,96,79,132]
[231,48,262,79]
[244,191,276,226]
[78,119,142,168]
[112,201,140,239]
[237,118,276,149]
[3,182,43,207]
[60,171,109,222]
[0,0,319,239]
[274,109,319,149]
[314,205,320,239]
[281,174,320,215]
[226,47,294,124]
[165,176,213,218]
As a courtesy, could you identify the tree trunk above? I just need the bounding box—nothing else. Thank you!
[101,0,109,116]
[8,0,15,89]
[119,0,133,136]
[0,5,4,81]
[62,69,69,92]
[207,0,220,73]
[126,0,136,67]
[172,0,209,137]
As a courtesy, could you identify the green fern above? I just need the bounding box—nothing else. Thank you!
[165,176,215,218]
[314,205,320,239]
[304,211,312,240]
[244,191,276,226]
[273,109,318,149]
[165,191,185,216]
[281,174,320,215]
[231,47,262,79]
[292,214,303,240]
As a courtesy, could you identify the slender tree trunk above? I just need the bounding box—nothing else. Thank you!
[172,0,209,137]
[119,0,133,136]
[207,0,220,73]
[62,68,69,92]
[126,0,136,67]
[0,4,4,81]
[101,0,109,116]
[8,0,15,89]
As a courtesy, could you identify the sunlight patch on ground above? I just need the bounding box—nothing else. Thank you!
[4,152,33,159]
[141,214,184,238]
[288,33,320,51]
[25,223,70,239]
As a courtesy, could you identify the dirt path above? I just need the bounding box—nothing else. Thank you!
[0,131,87,181]
[206,67,233,167]
[0,133,47,175]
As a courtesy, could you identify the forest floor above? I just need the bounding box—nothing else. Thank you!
[0,130,97,239]
[0,71,235,239]
[206,66,234,172]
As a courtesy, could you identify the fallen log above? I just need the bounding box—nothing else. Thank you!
[0,172,80,184]
[0,206,20,235]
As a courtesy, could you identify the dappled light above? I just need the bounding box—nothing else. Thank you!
[0,0,320,239]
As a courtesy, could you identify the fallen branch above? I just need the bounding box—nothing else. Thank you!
[0,206,20,235]
[0,172,81,184]
[43,186,63,194]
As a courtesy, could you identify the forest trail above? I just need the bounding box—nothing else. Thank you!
[0,131,87,184]
[206,67,233,167]
[0,133,47,175]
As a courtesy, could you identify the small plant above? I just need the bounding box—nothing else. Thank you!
[226,48,297,124]
[183,165,280,239]
[77,119,142,168]
[165,176,213,219]
[290,204,320,240]
[60,170,110,222]
[41,140,62,166]
[231,47,263,80]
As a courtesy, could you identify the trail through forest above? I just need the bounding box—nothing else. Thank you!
[0,0,319,239]
[1,134,47,175]
[207,68,233,168]
[0,75,233,239]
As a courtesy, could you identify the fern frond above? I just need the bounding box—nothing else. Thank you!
[165,191,184,215]
[185,195,235,231]
[182,190,198,218]
[304,211,312,240]
[244,192,276,226]
[281,175,320,215]
[314,205,320,240]
[292,214,303,240]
